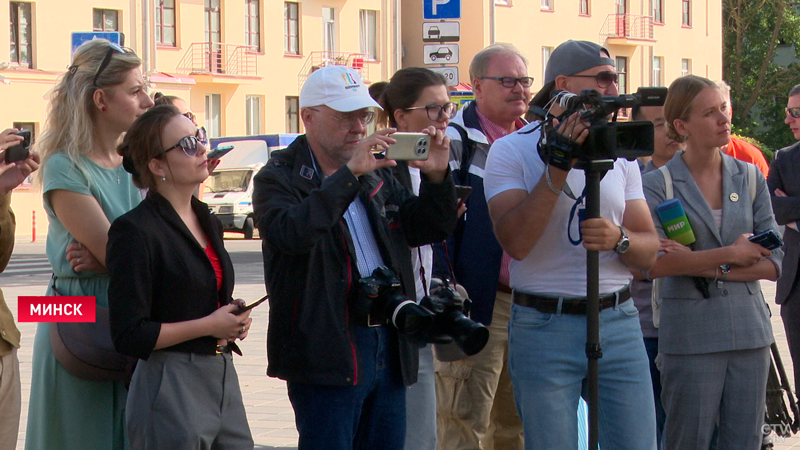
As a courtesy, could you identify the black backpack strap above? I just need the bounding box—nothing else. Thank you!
[450,123,475,185]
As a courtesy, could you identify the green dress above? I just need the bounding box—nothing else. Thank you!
[25,154,141,450]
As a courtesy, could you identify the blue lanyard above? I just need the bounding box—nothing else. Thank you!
[567,187,586,246]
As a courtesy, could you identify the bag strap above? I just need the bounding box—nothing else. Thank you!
[747,163,756,205]
[659,165,674,200]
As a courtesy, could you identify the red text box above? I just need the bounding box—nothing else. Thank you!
[18,296,96,322]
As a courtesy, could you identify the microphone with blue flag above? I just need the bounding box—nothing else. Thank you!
[655,198,709,298]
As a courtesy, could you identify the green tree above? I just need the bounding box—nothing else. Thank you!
[723,0,800,154]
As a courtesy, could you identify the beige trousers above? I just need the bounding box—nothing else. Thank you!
[434,291,523,450]
[0,348,21,450]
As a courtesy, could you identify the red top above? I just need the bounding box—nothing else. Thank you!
[204,239,223,292]
[725,136,769,177]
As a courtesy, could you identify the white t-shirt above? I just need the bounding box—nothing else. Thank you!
[483,122,645,297]
[409,166,434,301]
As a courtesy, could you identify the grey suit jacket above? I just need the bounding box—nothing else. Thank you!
[768,141,800,304]
[643,151,781,355]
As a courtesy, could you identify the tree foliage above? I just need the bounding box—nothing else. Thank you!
[723,0,800,153]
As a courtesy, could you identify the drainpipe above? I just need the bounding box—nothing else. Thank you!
[489,0,495,44]
[142,0,150,74]
[395,0,402,71]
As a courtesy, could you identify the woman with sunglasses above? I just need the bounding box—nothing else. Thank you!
[767,84,800,400]
[369,67,454,450]
[642,75,780,448]
[26,39,154,450]
[105,105,253,449]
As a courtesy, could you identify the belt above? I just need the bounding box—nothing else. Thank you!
[355,309,387,327]
[216,343,242,356]
[512,287,631,315]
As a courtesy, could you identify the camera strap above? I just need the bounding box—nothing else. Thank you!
[567,187,586,246]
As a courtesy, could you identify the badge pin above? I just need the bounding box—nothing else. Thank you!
[730,193,739,202]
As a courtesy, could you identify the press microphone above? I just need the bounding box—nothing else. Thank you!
[656,198,696,246]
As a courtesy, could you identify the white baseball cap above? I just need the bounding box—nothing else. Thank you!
[300,66,382,112]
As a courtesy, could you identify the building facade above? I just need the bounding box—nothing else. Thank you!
[0,0,721,240]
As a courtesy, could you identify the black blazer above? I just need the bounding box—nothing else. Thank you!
[769,141,800,304]
[107,192,235,360]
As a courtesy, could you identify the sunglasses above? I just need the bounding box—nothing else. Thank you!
[786,107,800,119]
[93,43,134,87]
[164,127,207,157]
[479,76,535,88]
[404,102,458,121]
[183,111,196,122]
[567,71,619,88]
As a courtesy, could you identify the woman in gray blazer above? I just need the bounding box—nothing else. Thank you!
[642,75,782,450]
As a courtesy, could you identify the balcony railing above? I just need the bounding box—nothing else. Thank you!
[176,43,258,77]
[600,14,654,41]
[298,51,371,91]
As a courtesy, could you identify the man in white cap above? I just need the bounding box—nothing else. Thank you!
[484,40,659,449]
[252,65,457,450]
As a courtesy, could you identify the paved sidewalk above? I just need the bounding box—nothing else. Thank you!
[8,280,800,449]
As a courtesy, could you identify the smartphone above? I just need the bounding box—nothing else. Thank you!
[455,185,472,202]
[235,294,268,315]
[207,144,234,160]
[5,130,31,164]
[749,229,783,250]
[385,132,430,161]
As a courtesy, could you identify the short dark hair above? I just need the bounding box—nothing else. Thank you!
[369,67,447,128]
[118,105,181,190]
[790,84,800,98]
[152,92,182,107]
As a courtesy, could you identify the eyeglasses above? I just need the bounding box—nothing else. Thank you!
[93,43,134,87]
[183,111,196,123]
[567,71,619,89]
[308,108,375,130]
[479,76,535,88]
[786,107,800,119]
[404,102,458,121]
[164,128,207,157]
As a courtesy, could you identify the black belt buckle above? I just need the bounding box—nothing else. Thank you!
[216,343,243,356]
[367,312,384,327]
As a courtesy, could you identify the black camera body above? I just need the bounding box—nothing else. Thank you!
[358,267,489,356]
[540,87,667,164]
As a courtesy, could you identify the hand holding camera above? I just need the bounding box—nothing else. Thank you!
[0,128,39,195]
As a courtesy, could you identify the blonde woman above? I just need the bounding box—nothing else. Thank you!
[26,39,153,449]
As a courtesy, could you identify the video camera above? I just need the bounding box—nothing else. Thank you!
[359,267,489,357]
[538,87,668,164]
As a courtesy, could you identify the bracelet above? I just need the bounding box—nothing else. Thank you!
[544,166,562,196]
[712,266,720,283]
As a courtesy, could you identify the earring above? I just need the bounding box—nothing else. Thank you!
[161,177,166,183]
[101,106,106,112]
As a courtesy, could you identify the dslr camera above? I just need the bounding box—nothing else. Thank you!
[359,267,489,356]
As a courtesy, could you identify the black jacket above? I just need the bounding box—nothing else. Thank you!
[107,192,235,360]
[769,140,800,303]
[253,135,457,386]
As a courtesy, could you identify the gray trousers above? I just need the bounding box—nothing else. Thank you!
[405,344,436,450]
[660,347,769,450]
[127,351,254,450]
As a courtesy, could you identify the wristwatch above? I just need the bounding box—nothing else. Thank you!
[615,226,630,254]
[719,264,731,281]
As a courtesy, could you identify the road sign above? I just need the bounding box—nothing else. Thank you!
[423,0,461,20]
[430,67,459,86]
[71,32,124,55]
[423,22,460,42]
[450,90,475,109]
[423,44,459,65]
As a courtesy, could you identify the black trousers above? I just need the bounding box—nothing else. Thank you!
[781,294,800,393]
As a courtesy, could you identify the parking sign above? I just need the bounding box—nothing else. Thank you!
[423,0,461,20]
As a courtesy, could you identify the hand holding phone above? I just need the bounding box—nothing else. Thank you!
[235,294,268,315]
[384,132,430,161]
[5,130,31,164]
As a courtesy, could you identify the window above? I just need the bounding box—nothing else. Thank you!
[682,0,690,26]
[541,0,553,10]
[246,95,262,135]
[579,0,589,15]
[9,2,32,68]
[323,7,335,54]
[652,56,663,87]
[652,0,662,23]
[359,10,378,61]
[542,46,552,82]
[155,0,176,46]
[205,94,221,138]
[616,56,628,95]
[286,96,299,133]
[284,2,300,55]
[93,9,119,31]
[495,0,512,5]
[245,0,260,52]
[681,58,691,77]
